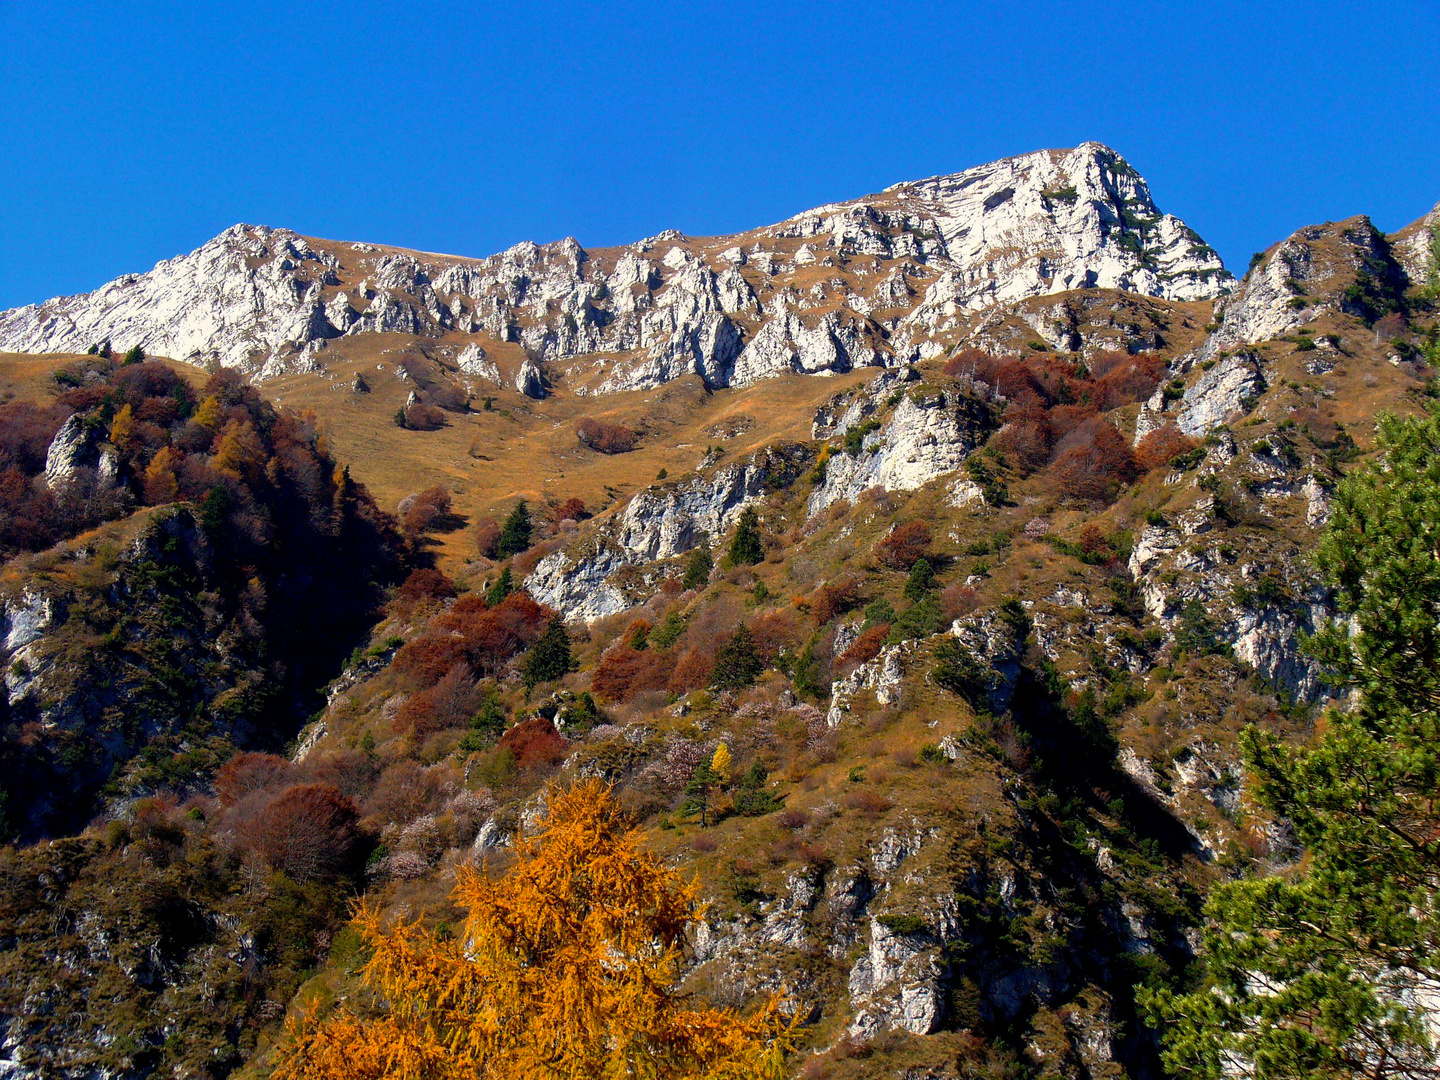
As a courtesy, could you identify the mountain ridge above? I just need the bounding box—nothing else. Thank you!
[0,143,1232,390]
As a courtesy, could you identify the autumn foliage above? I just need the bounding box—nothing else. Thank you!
[874,521,932,570]
[273,781,792,1080]
[576,417,639,454]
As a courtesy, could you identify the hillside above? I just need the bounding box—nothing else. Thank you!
[0,145,1436,1079]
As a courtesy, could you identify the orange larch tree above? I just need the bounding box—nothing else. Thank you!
[273,779,793,1080]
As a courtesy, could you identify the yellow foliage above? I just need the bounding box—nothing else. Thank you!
[273,780,793,1080]
[109,403,135,448]
[194,394,223,431]
[212,418,265,479]
[143,446,180,505]
[711,742,733,780]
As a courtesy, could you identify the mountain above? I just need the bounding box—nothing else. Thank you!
[0,143,1229,390]
[0,145,1438,1079]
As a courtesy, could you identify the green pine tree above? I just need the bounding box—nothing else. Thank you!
[682,543,713,590]
[122,345,145,365]
[681,760,721,827]
[727,506,764,566]
[903,557,935,600]
[711,625,763,690]
[497,500,533,558]
[522,616,574,691]
[485,565,514,606]
[1144,405,1440,1079]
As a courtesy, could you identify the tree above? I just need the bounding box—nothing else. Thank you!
[903,557,935,600]
[122,345,145,365]
[682,759,722,827]
[498,500,532,558]
[193,394,223,431]
[108,403,135,449]
[710,741,732,781]
[522,616,574,691]
[272,781,792,1080]
[711,626,763,690]
[683,543,713,590]
[485,565,513,606]
[728,506,764,566]
[142,446,180,504]
[1144,405,1440,1080]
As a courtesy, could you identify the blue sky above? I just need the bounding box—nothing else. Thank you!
[2,1,1436,309]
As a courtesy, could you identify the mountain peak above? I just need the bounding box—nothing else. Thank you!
[0,144,1230,386]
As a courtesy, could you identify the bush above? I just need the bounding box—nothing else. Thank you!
[402,403,448,430]
[933,637,996,711]
[475,517,501,558]
[1135,424,1197,472]
[396,568,457,606]
[810,576,861,625]
[232,783,363,882]
[576,418,638,454]
[591,644,670,702]
[836,624,888,670]
[398,485,453,535]
[496,717,569,771]
[875,521,932,569]
[395,665,485,736]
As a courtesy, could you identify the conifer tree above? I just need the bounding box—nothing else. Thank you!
[485,565,513,606]
[711,625,763,690]
[498,499,532,558]
[522,616,574,691]
[903,557,935,600]
[683,543,714,590]
[728,506,764,566]
[1144,405,1440,1080]
[273,781,792,1079]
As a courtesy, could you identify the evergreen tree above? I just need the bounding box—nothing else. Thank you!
[903,557,935,600]
[682,760,721,827]
[522,616,574,691]
[728,506,764,566]
[711,625,763,690]
[498,500,533,558]
[682,543,713,590]
[122,345,145,365]
[485,565,514,606]
[1145,405,1440,1080]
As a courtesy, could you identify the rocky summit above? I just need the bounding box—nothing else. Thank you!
[0,142,1438,1080]
[0,143,1227,390]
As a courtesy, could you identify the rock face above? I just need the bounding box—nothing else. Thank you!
[1185,217,1403,366]
[809,373,998,514]
[1392,199,1440,286]
[0,144,1230,390]
[525,445,811,620]
[0,225,345,377]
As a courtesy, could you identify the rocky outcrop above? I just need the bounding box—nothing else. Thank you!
[1189,217,1402,365]
[809,376,997,514]
[1391,199,1440,286]
[526,445,811,620]
[514,357,549,399]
